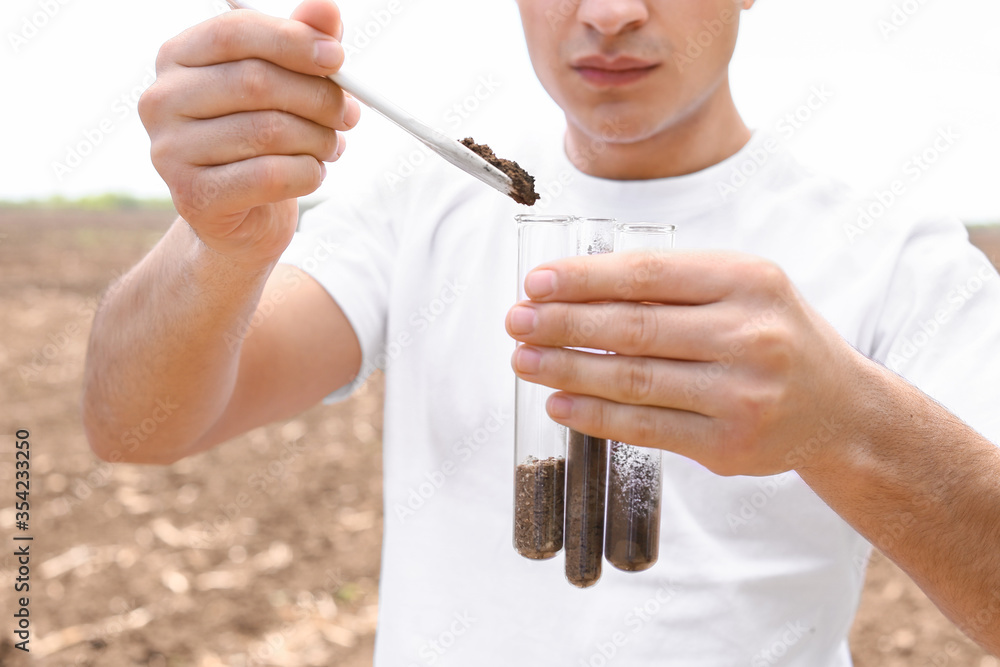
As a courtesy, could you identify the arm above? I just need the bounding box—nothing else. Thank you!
[83,222,361,463]
[83,0,362,464]
[797,357,1000,647]
[505,251,1000,653]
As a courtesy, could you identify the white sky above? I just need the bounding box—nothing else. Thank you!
[1,0,998,221]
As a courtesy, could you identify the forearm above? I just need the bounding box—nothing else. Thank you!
[82,217,273,464]
[798,354,1000,652]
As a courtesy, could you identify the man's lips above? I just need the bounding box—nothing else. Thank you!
[570,55,660,87]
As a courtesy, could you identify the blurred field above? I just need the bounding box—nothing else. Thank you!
[1,210,999,666]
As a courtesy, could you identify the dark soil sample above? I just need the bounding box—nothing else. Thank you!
[564,430,608,588]
[461,137,540,206]
[514,456,566,559]
[605,443,662,572]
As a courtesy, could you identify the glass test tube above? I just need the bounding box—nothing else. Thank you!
[604,222,676,572]
[513,215,577,560]
[564,218,614,588]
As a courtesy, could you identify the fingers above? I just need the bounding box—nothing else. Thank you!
[174,155,325,224]
[290,0,343,40]
[160,59,360,130]
[511,345,715,414]
[168,111,343,166]
[524,250,785,305]
[506,300,735,360]
[543,391,713,461]
[162,8,344,74]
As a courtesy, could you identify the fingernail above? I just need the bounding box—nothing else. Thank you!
[525,269,556,298]
[336,134,347,159]
[319,161,327,182]
[313,39,343,69]
[509,306,536,335]
[515,346,541,374]
[548,395,573,419]
[343,97,361,127]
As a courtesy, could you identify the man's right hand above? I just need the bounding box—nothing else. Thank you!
[138,0,360,267]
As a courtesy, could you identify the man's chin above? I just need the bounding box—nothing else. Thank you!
[564,108,666,148]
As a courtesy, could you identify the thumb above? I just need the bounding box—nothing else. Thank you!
[290,0,343,41]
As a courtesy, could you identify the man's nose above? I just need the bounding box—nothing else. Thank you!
[576,0,649,35]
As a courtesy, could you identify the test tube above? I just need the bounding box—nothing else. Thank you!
[513,214,577,560]
[564,218,614,588]
[605,222,676,572]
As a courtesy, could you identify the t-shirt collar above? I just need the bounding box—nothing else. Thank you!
[546,127,773,219]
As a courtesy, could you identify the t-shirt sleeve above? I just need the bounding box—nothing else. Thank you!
[276,190,397,404]
[870,216,1000,445]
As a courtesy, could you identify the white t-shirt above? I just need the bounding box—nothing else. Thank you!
[279,129,1000,666]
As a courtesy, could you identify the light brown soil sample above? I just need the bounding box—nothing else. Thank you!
[514,456,566,559]
[461,137,540,206]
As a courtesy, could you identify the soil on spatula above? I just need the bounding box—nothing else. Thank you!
[461,137,540,206]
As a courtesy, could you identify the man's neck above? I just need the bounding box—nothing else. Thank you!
[564,77,751,181]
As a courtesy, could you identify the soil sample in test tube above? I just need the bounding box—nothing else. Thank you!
[513,215,575,561]
[564,431,608,587]
[603,222,673,573]
[563,217,615,587]
[514,456,566,559]
[605,442,662,571]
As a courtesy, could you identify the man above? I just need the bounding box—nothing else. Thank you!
[83,0,1000,663]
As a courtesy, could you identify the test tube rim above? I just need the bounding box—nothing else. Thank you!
[515,214,576,226]
[614,222,677,234]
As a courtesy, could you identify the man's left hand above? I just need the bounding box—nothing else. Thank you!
[505,250,862,477]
